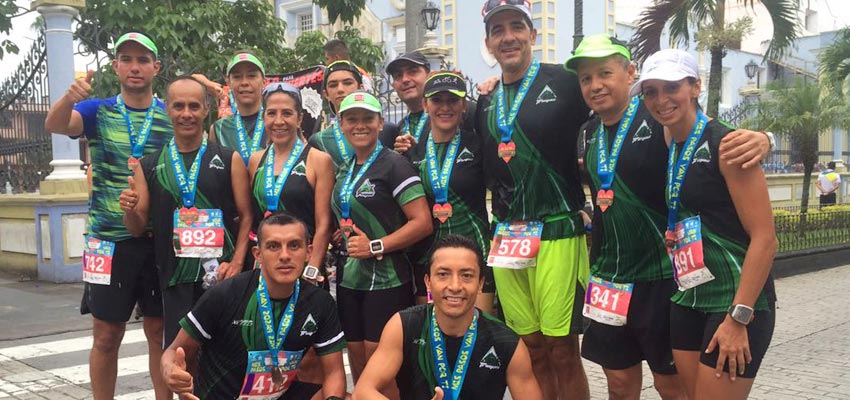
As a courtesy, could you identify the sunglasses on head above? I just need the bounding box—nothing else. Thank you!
[262,82,300,99]
[482,0,531,15]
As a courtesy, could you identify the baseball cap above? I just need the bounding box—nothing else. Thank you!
[226,53,266,76]
[482,0,533,25]
[115,32,158,57]
[338,91,382,115]
[424,72,467,98]
[629,49,699,98]
[324,60,364,89]
[386,51,430,76]
[565,34,631,72]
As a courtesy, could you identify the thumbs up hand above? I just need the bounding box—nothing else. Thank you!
[164,347,196,395]
[66,70,95,103]
[119,176,139,212]
[430,387,444,400]
[345,224,374,259]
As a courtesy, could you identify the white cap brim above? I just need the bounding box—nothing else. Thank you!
[629,69,693,98]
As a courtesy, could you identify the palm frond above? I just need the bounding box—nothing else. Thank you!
[758,0,799,61]
[818,27,850,96]
[631,0,687,63]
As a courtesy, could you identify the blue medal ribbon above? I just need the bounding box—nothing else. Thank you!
[263,140,306,213]
[168,137,208,208]
[339,143,382,219]
[234,105,266,164]
[426,132,460,204]
[495,59,540,143]
[665,112,709,233]
[403,113,430,142]
[116,95,156,158]
[596,97,640,189]
[430,306,478,400]
[331,122,351,160]
[256,274,299,373]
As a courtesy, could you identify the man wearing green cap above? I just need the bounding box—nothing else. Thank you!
[209,51,268,165]
[44,31,172,400]
[565,34,772,400]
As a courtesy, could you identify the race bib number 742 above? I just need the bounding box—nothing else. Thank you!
[83,237,115,285]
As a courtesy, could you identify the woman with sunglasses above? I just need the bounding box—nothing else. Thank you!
[331,91,433,389]
[631,49,776,400]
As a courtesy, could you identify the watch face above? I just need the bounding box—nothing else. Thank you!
[302,266,319,280]
[370,240,383,252]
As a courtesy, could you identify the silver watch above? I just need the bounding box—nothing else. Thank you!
[728,304,754,325]
[369,239,384,260]
[763,131,776,151]
[302,265,320,280]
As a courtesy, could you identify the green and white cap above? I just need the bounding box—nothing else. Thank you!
[226,53,266,76]
[564,34,631,72]
[338,91,382,114]
[115,32,158,57]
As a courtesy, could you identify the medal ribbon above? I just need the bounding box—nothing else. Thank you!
[331,122,351,160]
[263,140,306,213]
[495,59,540,143]
[228,90,237,115]
[116,94,156,158]
[403,113,430,142]
[168,137,208,208]
[256,274,299,372]
[426,131,460,204]
[430,307,478,400]
[339,143,383,219]
[234,105,266,164]
[665,112,709,233]
[596,97,640,190]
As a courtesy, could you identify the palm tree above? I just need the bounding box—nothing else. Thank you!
[631,0,799,117]
[818,26,850,99]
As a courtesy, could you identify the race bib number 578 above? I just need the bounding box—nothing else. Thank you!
[487,221,543,269]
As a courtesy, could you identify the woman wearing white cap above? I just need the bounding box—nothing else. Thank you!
[631,49,776,399]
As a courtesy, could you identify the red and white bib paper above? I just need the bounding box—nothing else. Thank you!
[487,221,543,269]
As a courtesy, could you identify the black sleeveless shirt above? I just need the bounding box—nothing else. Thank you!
[250,145,317,236]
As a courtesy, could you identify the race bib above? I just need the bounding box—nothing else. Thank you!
[239,350,303,400]
[487,221,543,269]
[669,216,715,290]
[83,236,115,285]
[583,276,633,326]
[172,208,225,258]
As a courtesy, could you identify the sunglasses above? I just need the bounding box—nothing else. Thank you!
[262,82,301,101]
[482,0,531,16]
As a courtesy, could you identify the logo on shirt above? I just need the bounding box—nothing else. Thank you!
[479,346,501,370]
[209,154,225,170]
[692,141,712,164]
[631,120,653,143]
[536,85,557,104]
[413,338,426,346]
[292,160,307,176]
[456,147,475,163]
[413,159,425,166]
[300,313,318,336]
[232,319,254,327]
[355,179,376,198]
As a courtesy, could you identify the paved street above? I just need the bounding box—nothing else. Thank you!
[1,265,849,399]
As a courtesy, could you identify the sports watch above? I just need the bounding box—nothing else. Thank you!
[727,304,755,325]
[763,131,776,151]
[369,239,384,260]
[302,265,320,280]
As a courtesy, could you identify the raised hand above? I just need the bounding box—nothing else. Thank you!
[66,70,94,103]
[119,176,139,212]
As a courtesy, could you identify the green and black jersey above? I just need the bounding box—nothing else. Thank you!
[671,120,775,312]
[250,146,316,236]
[140,142,239,287]
[397,304,519,400]
[308,123,351,172]
[476,63,591,240]
[330,148,425,291]
[583,101,672,282]
[73,97,173,241]
[416,129,490,263]
[212,112,263,158]
[180,269,346,399]
[384,102,478,166]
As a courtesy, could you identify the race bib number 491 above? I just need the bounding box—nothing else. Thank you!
[487,221,543,269]
[172,208,225,258]
[83,237,115,285]
[239,350,303,400]
[670,216,715,291]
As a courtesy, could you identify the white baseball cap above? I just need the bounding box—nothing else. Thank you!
[629,49,699,98]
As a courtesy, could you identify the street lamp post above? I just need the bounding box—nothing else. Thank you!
[745,59,759,87]
[417,1,448,71]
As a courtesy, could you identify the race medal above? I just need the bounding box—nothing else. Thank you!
[487,221,543,269]
[596,189,614,212]
[668,216,714,290]
[497,141,516,163]
[664,230,677,249]
[82,236,115,285]
[264,211,272,218]
[339,218,355,237]
[239,350,303,399]
[583,276,633,326]
[432,203,453,223]
[127,156,140,171]
[173,208,225,258]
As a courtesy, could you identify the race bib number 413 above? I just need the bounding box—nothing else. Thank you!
[239,350,303,400]
[172,208,225,258]
[487,221,543,269]
[669,216,715,291]
[83,237,115,285]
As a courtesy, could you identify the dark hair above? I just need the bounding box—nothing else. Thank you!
[828,161,836,170]
[485,14,533,38]
[324,39,350,59]
[256,212,311,244]
[166,75,210,106]
[427,234,485,280]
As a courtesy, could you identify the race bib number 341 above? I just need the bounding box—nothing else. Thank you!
[670,216,715,290]
[583,276,633,326]
[487,221,543,269]
[83,237,115,285]
[172,208,225,258]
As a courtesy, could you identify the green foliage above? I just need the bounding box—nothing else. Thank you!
[291,27,385,73]
[695,17,753,52]
[294,31,329,68]
[312,0,366,25]
[0,0,20,59]
[818,27,850,100]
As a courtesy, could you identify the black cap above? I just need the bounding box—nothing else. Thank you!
[424,71,467,98]
[323,60,363,90]
[386,51,429,76]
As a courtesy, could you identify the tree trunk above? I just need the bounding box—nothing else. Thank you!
[798,133,818,236]
[707,46,723,117]
[405,0,426,52]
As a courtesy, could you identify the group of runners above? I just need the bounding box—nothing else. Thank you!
[44,1,780,399]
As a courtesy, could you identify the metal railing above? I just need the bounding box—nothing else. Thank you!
[775,209,850,253]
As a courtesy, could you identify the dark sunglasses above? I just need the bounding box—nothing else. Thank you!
[482,0,531,15]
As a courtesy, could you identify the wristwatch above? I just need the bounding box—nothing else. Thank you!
[763,131,776,151]
[727,304,755,325]
[302,265,320,280]
[369,239,384,260]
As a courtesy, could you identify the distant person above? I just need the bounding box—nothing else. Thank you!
[324,39,373,93]
[817,161,842,206]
